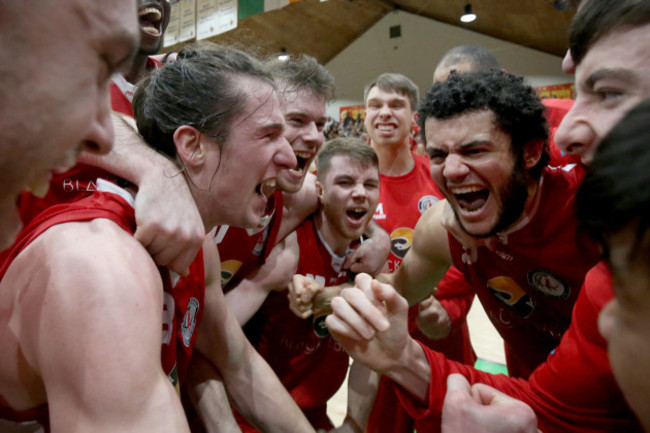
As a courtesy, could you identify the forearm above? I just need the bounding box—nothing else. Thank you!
[340,362,380,433]
[79,113,180,186]
[312,282,352,315]
[225,281,271,326]
[186,352,241,433]
[222,344,314,433]
[382,337,431,404]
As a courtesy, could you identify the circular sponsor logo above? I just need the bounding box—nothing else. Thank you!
[418,195,439,214]
[390,227,413,259]
[313,314,330,338]
[181,298,200,347]
[528,269,570,299]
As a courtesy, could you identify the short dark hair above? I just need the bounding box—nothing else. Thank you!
[569,0,650,66]
[576,98,650,256]
[266,54,335,103]
[363,73,419,112]
[133,42,275,162]
[316,137,378,183]
[418,70,549,178]
[435,45,501,74]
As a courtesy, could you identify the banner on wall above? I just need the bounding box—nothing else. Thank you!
[534,83,575,100]
[339,105,365,124]
[163,0,237,47]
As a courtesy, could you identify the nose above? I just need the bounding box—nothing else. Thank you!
[442,154,469,180]
[378,103,391,117]
[351,182,368,199]
[275,135,298,169]
[81,85,114,155]
[303,121,322,149]
[562,49,576,74]
[555,108,597,165]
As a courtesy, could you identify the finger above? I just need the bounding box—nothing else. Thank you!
[418,295,433,311]
[328,296,374,340]
[165,243,202,277]
[341,285,390,332]
[471,382,509,405]
[370,279,407,330]
[330,293,379,340]
[446,373,472,394]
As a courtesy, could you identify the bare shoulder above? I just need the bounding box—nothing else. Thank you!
[5,218,162,364]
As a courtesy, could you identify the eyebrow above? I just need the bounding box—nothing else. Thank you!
[585,68,636,90]
[258,122,285,134]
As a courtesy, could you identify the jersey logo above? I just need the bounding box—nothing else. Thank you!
[373,202,386,220]
[390,227,413,259]
[313,314,330,338]
[528,269,570,299]
[418,195,439,214]
[181,298,200,347]
[220,259,243,287]
[487,276,535,318]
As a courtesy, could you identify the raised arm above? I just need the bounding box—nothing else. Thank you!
[78,113,204,275]
[193,239,314,433]
[12,219,189,433]
[390,199,453,305]
[225,231,300,325]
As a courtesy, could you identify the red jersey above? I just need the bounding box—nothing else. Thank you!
[368,153,475,433]
[449,164,601,378]
[238,217,351,432]
[0,180,205,428]
[215,191,284,290]
[392,262,642,433]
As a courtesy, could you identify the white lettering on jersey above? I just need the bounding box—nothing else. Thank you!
[161,292,175,345]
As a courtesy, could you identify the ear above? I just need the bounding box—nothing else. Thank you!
[412,111,419,127]
[522,139,544,170]
[173,125,209,168]
[316,180,324,205]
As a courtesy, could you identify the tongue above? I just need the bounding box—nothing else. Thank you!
[457,191,488,212]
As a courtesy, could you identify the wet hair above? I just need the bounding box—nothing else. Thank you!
[418,70,549,179]
[316,137,378,183]
[363,73,419,112]
[266,54,335,103]
[576,98,650,257]
[435,45,501,74]
[569,0,650,66]
[132,42,275,163]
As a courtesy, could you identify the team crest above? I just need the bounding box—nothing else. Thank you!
[181,298,200,347]
[487,276,535,318]
[313,314,330,338]
[418,195,439,214]
[390,227,413,259]
[528,269,570,299]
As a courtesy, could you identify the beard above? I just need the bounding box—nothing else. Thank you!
[456,155,530,238]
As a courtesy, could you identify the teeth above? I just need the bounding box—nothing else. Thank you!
[451,186,483,194]
[289,167,304,174]
[377,125,394,131]
[294,151,312,158]
[351,208,366,213]
[139,7,162,20]
[263,179,276,188]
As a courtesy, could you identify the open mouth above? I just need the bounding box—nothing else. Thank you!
[139,6,163,36]
[256,179,276,200]
[452,186,489,213]
[289,151,312,176]
[346,207,368,224]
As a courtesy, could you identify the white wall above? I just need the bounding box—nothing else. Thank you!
[326,10,573,119]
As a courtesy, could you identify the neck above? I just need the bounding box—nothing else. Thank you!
[371,140,414,176]
[124,53,152,85]
[313,211,353,256]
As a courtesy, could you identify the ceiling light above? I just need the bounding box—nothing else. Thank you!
[460,4,476,23]
[278,48,289,61]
